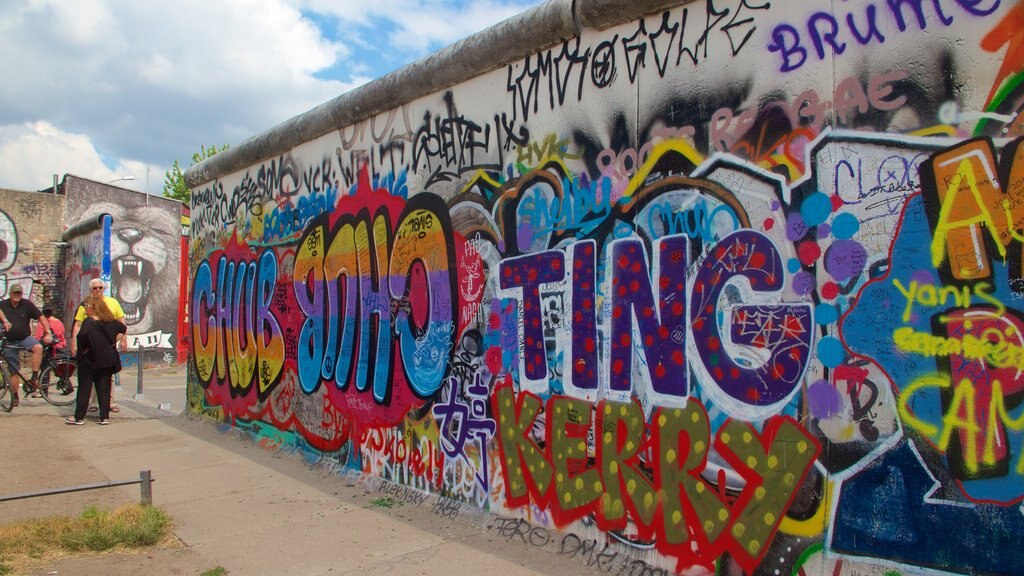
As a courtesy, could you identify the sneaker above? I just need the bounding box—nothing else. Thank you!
[65,417,85,425]
[97,419,110,426]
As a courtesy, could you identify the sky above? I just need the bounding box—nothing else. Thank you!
[0,0,542,195]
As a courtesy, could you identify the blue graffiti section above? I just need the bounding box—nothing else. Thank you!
[844,195,1024,503]
[833,439,1024,575]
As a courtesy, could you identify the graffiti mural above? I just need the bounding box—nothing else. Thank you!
[187,1,1024,574]
[0,189,65,305]
[63,176,188,359]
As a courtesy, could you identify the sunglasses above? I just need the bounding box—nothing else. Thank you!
[91,286,105,291]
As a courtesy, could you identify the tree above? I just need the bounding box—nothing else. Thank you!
[163,144,229,204]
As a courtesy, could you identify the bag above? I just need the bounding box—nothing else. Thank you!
[55,357,77,377]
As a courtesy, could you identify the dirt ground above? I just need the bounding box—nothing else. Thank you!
[0,412,213,576]
[22,546,213,576]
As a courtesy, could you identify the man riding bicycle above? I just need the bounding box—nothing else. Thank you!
[0,284,55,406]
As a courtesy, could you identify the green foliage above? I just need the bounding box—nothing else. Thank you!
[370,496,400,508]
[58,505,171,551]
[163,143,229,205]
[201,567,229,576]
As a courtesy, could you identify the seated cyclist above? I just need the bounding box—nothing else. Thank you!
[33,308,66,350]
[0,284,55,406]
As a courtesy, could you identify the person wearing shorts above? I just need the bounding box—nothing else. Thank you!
[0,284,54,406]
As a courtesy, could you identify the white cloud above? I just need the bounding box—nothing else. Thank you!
[0,121,157,192]
[0,0,541,193]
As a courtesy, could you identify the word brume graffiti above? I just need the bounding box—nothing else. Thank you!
[768,0,1003,72]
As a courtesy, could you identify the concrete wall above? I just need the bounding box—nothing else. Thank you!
[184,1,1024,574]
[63,175,189,366]
[0,188,66,313]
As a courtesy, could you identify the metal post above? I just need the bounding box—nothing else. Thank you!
[135,345,144,400]
[0,471,155,503]
[139,470,152,505]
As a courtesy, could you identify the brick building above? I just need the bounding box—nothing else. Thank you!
[0,176,188,366]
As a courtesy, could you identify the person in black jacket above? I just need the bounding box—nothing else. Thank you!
[66,295,125,425]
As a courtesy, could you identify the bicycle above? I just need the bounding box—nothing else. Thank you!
[0,333,78,411]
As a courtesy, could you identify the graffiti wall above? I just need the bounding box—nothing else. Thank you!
[63,175,188,363]
[0,188,66,309]
[186,1,1024,574]
[62,212,109,323]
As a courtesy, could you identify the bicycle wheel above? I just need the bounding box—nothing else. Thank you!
[0,365,12,412]
[38,357,77,407]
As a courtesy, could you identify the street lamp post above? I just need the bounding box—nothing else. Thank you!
[107,176,135,185]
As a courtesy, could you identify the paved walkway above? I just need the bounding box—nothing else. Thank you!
[0,368,604,576]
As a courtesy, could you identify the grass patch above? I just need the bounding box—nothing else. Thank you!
[0,504,172,570]
[201,567,229,576]
[370,496,400,509]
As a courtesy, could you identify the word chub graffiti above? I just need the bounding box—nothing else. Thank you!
[192,249,284,399]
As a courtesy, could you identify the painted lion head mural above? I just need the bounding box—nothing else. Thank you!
[78,202,181,336]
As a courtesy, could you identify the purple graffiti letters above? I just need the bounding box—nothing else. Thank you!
[690,231,813,413]
[499,250,566,381]
[432,374,497,491]
[608,236,689,399]
[767,0,992,72]
[497,229,810,413]
[571,242,599,392]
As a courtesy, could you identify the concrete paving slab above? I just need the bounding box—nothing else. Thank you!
[0,367,613,576]
[187,507,447,576]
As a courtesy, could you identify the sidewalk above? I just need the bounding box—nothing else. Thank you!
[1,368,603,576]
